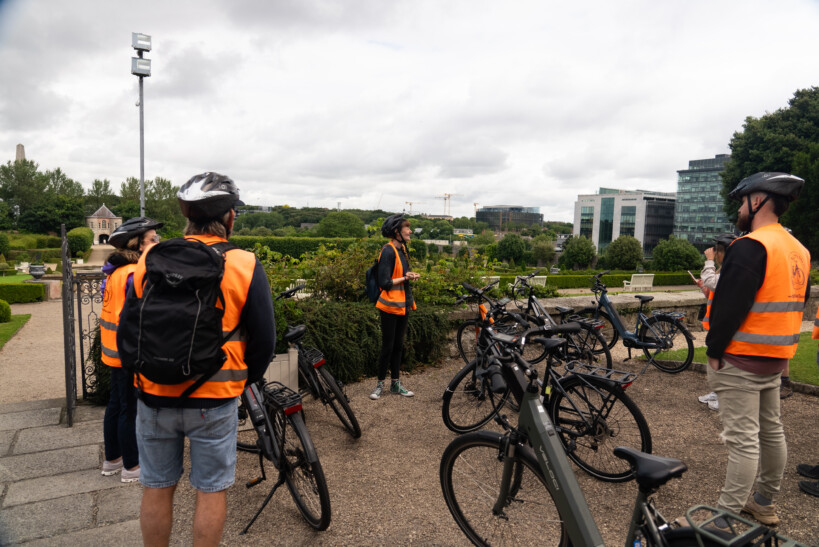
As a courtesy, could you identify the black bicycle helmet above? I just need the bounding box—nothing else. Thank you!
[177,172,244,221]
[108,217,163,249]
[381,214,408,238]
[713,232,738,248]
[728,172,804,202]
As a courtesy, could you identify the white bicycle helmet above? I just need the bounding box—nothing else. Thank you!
[177,172,244,221]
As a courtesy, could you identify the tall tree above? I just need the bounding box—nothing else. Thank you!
[315,211,366,238]
[497,233,527,264]
[558,235,596,270]
[604,235,644,270]
[786,143,819,258]
[146,177,185,231]
[0,159,49,213]
[86,178,117,212]
[722,86,819,256]
[650,236,702,271]
[45,168,84,199]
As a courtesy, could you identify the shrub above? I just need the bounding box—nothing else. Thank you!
[0,299,10,323]
[67,227,93,256]
[230,235,358,257]
[0,284,45,303]
[0,233,8,257]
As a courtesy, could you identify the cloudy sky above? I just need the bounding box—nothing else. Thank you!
[1,0,818,221]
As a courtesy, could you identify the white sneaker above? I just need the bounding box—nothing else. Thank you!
[707,399,719,411]
[698,392,718,404]
[121,466,140,483]
[101,459,123,476]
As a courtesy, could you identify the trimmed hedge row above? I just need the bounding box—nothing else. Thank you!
[544,272,696,289]
[229,235,359,257]
[67,227,94,256]
[0,284,45,303]
[8,249,63,262]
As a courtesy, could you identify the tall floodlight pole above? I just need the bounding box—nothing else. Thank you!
[131,33,152,217]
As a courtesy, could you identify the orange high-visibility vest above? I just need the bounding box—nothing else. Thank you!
[376,241,417,316]
[702,289,714,331]
[812,306,819,340]
[100,263,139,367]
[724,224,810,359]
[132,235,256,399]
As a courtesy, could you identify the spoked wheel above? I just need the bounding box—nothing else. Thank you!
[562,322,612,369]
[456,319,482,364]
[494,314,548,365]
[316,365,361,439]
[272,411,331,530]
[440,430,570,546]
[638,316,694,373]
[574,308,618,351]
[442,360,511,434]
[548,375,651,482]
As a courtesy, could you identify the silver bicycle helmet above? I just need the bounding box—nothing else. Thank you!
[381,214,408,238]
[177,172,244,221]
[108,217,163,249]
[728,172,804,202]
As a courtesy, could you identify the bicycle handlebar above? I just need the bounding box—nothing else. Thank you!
[276,284,306,301]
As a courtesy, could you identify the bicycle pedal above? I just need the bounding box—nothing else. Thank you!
[246,477,264,488]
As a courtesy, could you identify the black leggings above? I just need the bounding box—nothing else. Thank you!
[377,310,409,381]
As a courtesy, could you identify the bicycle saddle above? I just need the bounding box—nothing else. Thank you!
[635,295,654,303]
[613,447,687,491]
[554,306,573,314]
[283,324,307,343]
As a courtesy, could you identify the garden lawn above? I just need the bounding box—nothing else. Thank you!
[0,315,31,350]
[666,332,819,386]
[0,274,33,283]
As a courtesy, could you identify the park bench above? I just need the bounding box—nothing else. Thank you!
[623,273,654,292]
[530,276,548,286]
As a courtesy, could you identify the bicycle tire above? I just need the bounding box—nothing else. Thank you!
[298,355,320,398]
[575,307,618,351]
[497,313,549,365]
[638,316,694,374]
[442,359,511,434]
[548,375,651,482]
[316,364,362,439]
[512,285,529,311]
[272,411,332,530]
[563,322,612,369]
[456,319,482,364]
[440,430,570,547]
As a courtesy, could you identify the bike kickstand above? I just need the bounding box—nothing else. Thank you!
[241,471,287,535]
[624,347,632,362]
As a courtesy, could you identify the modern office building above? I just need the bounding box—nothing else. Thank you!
[476,205,543,230]
[673,154,735,250]
[572,188,676,255]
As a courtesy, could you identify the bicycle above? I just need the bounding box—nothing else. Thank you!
[572,271,695,373]
[443,284,651,483]
[509,270,612,369]
[278,284,361,439]
[440,353,803,546]
[237,380,331,532]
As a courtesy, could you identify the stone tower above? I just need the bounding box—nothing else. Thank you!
[15,144,25,162]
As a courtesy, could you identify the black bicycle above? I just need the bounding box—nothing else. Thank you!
[237,380,331,532]
[278,285,361,439]
[443,283,651,483]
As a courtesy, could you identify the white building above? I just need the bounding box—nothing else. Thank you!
[572,188,676,255]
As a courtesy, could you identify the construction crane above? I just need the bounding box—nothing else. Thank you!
[404,201,424,215]
[435,193,463,216]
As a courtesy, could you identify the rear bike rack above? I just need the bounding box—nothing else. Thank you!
[564,362,638,387]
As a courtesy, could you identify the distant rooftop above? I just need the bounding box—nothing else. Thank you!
[88,204,118,218]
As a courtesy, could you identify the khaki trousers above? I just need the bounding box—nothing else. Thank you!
[706,360,786,513]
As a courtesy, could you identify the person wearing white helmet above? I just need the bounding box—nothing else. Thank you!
[705,172,811,527]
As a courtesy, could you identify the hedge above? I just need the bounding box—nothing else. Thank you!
[0,284,45,303]
[229,236,359,257]
[8,249,62,262]
[544,272,696,289]
[67,227,94,256]
[0,299,10,323]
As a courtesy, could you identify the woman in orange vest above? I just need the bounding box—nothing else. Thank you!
[370,214,420,400]
[100,217,162,482]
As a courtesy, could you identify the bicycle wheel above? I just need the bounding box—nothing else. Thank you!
[456,319,482,364]
[298,355,320,397]
[442,360,510,434]
[494,313,549,365]
[638,316,694,373]
[548,375,651,482]
[316,364,362,439]
[440,430,569,546]
[575,307,618,351]
[272,411,331,530]
[563,323,612,369]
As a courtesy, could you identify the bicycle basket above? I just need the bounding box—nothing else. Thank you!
[262,381,303,414]
[564,362,638,386]
[301,347,326,368]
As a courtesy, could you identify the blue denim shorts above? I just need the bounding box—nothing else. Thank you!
[136,399,238,492]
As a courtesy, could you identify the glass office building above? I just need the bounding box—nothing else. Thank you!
[476,205,543,230]
[573,188,676,255]
[673,154,735,250]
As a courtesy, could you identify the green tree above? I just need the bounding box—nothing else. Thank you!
[0,160,49,214]
[787,143,819,257]
[146,177,185,231]
[497,233,526,264]
[722,86,819,256]
[86,179,117,213]
[531,233,555,266]
[650,236,703,271]
[17,194,85,233]
[558,235,596,270]
[45,168,84,199]
[604,235,643,270]
[472,229,496,247]
[316,211,366,238]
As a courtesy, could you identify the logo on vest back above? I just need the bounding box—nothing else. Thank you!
[789,251,807,292]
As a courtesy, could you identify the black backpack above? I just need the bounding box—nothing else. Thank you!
[118,238,239,399]
[365,257,380,303]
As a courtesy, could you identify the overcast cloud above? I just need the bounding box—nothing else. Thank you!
[1,0,818,221]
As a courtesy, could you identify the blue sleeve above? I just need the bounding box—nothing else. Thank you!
[241,259,276,383]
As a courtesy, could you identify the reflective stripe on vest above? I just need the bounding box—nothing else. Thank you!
[100,263,138,367]
[375,241,417,316]
[133,235,256,398]
[702,290,713,331]
[813,307,819,340]
[724,224,810,358]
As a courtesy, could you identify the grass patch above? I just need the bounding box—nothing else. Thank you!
[662,332,819,386]
[0,274,33,284]
[0,315,31,349]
